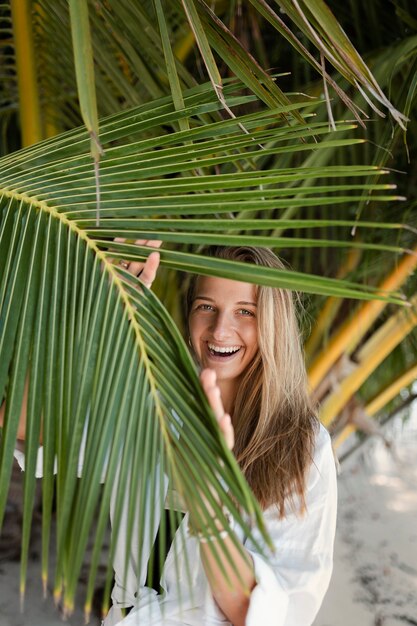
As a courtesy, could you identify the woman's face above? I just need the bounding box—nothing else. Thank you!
[189,276,259,385]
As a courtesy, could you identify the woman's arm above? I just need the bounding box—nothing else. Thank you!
[200,531,256,626]
[0,375,29,441]
[193,369,256,626]
[197,419,337,626]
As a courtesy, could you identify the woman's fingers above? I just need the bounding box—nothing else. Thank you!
[200,369,224,420]
[139,251,160,289]
[112,238,162,290]
[200,369,234,450]
[219,413,234,451]
[127,239,162,277]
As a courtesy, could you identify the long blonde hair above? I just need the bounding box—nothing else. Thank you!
[186,246,319,517]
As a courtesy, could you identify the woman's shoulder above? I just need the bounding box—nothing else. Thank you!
[307,422,337,492]
[314,422,332,455]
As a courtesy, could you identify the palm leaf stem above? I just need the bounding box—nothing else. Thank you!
[0,97,313,178]
[81,217,409,232]
[95,233,409,254]
[189,0,298,116]
[2,211,45,599]
[248,0,367,125]
[278,0,408,128]
[112,245,407,302]
[154,0,190,133]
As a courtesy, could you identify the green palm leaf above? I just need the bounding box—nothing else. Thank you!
[0,89,409,614]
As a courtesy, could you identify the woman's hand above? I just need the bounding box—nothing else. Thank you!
[114,238,162,289]
[200,368,234,451]
[198,370,255,626]
[190,369,234,520]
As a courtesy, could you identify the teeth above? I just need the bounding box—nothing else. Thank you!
[208,343,241,354]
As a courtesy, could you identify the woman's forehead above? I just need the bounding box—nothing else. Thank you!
[194,275,257,303]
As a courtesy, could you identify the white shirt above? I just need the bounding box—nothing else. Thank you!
[14,424,337,626]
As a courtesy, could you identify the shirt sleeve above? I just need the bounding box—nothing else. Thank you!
[13,446,58,477]
[109,466,169,613]
[13,422,87,478]
[244,425,338,626]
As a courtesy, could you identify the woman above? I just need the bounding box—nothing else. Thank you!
[106,245,337,626]
[7,243,337,625]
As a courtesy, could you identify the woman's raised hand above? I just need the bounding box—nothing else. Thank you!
[114,238,162,289]
[200,369,234,451]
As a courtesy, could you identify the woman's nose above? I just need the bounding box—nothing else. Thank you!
[210,311,233,340]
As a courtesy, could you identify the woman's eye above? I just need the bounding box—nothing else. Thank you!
[239,308,255,316]
[197,304,214,311]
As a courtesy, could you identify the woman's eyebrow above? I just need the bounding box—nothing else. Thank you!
[194,296,257,307]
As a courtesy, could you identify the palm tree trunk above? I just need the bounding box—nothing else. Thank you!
[10,0,42,145]
[308,244,417,390]
[320,294,417,426]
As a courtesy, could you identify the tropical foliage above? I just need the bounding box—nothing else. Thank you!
[0,0,416,619]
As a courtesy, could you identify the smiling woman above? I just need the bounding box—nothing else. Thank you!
[185,247,325,514]
[188,275,258,417]
[110,244,338,626]
[7,245,337,626]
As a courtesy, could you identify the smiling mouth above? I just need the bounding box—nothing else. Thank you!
[206,342,242,358]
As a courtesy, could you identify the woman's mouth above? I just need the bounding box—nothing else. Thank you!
[206,342,242,360]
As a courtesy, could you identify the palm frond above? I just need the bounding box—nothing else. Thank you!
[0,87,410,612]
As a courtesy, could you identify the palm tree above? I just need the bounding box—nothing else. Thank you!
[0,0,416,619]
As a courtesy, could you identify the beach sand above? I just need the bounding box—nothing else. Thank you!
[314,410,417,626]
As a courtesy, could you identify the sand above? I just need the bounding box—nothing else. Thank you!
[314,409,417,626]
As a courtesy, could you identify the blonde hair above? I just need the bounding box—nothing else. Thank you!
[186,246,318,517]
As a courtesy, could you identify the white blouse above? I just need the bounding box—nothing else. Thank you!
[14,424,337,626]
[104,426,337,626]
